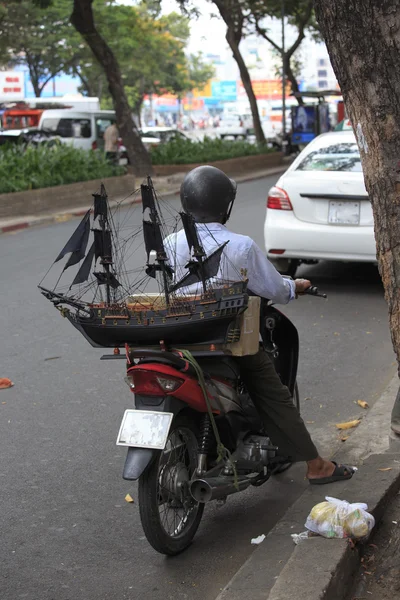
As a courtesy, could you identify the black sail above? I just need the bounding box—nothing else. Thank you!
[94,272,121,289]
[143,220,167,261]
[94,229,112,260]
[141,181,157,216]
[93,186,108,221]
[169,242,228,293]
[71,242,95,286]
[63,214,90,271]
[180,212,205,256]
[54,210,90,263]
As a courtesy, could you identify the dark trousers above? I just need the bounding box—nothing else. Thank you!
[233,350,319,462]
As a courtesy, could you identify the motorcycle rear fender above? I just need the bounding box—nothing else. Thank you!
[261,304,299,395]
[122,394,187,481]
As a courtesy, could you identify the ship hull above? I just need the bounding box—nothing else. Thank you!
[66,284,249,348]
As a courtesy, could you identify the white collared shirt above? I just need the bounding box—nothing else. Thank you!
[164,222,295,304]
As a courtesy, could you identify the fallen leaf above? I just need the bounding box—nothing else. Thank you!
[0,378,13,389]
[125,493,134,503]
[392,521,398,525]
[366,331,372,334]
[378,468,393,472]
[357,400,369,409]
[2,402,6,405]
[306,420,315,424]
[341,436,349,442]
[334,332,340,336]
[335,419,361,430]
[44,356,61,361]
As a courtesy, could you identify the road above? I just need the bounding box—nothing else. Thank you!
[0,174,395,600]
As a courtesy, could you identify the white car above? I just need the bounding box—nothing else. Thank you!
[264,130,376,277]
[218,114,252,139]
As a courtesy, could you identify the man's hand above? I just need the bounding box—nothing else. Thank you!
[295,278,311,295]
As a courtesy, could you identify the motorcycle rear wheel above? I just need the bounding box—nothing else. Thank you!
[138,414,204,555]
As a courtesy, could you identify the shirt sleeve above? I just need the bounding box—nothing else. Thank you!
[246,241,296,304]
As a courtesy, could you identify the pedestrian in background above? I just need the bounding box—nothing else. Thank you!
[104,122,119,165]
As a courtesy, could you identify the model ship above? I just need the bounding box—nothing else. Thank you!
[39,177,249,349]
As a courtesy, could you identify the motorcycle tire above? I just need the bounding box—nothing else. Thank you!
[138,413,204,555]
[272,382,300,475]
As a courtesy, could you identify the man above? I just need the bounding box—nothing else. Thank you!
[165,165,355,484]
[104,122,119,165]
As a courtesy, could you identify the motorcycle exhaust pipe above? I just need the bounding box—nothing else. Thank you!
[190,476,251,503]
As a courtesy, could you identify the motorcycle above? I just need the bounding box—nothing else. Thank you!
[115,287,326,555]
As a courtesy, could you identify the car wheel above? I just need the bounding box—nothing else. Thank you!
[270,258,300,279]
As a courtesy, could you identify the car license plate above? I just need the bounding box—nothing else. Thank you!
[116,410,173,449]
[328,201,360,225]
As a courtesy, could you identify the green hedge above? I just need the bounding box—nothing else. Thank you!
[150,136,274,165]
[0,144,125,194]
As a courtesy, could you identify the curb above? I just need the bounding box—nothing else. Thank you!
[215,374,400,600]
[0,166,286,236]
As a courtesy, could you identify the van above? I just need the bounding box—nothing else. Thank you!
[38,109,117,151]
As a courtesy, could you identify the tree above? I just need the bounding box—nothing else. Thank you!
[314,0,400,367]
[63,6,213,124]
[0,0,78,97]
[246,0,317,105]
[70,0,151,175]
[212,0,266,144]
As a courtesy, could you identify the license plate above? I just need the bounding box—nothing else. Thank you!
[328,201,360,225]
[116,410,173,449]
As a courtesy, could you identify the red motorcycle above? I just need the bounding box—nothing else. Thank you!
[115,288,325,555]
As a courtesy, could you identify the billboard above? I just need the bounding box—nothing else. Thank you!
[238,79,291,100]
[0,71,24,102]
[211,80,237,102]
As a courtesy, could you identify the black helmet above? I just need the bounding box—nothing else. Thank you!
[180,165,237,223]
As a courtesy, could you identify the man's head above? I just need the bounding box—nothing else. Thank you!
[180,165,237,224]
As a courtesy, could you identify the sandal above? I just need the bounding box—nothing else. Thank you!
[308,461,355,485]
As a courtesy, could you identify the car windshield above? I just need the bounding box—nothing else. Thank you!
[296,142,362,172]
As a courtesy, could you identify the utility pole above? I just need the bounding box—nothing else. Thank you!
[281,0,286,137]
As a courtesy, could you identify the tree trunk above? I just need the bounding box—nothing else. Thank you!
[71,0,152,176]
[285,56,304,106]
[132,95,144,128]
[27,62,41,97]
[226,28,266,144]
[314,0,400,367]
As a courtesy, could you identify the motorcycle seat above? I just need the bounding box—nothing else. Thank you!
[197,357,240,381]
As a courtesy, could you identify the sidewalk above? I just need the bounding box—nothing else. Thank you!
[0,165,286,235]
[215,374,400,600]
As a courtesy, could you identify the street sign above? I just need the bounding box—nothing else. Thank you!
[0,71,24,102]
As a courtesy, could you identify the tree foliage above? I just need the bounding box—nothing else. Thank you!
[67,5,213,114]
[244,0,317,103]
[0,0,78,96]
[0,1,213,114]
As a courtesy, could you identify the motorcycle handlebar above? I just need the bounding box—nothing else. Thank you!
[303,286,327,299]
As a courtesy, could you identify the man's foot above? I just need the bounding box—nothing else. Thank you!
[307,457,355,485]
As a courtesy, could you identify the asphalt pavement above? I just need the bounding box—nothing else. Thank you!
[0,174,395,600]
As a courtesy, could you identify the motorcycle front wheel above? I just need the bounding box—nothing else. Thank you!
[138,414,204,555]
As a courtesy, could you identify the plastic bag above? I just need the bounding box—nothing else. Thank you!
[291,531,310,545]
[305,496,375,539]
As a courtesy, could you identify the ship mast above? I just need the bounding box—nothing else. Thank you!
[180,212,207,294]
[93,184,119,304]
[142,177,172,306]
